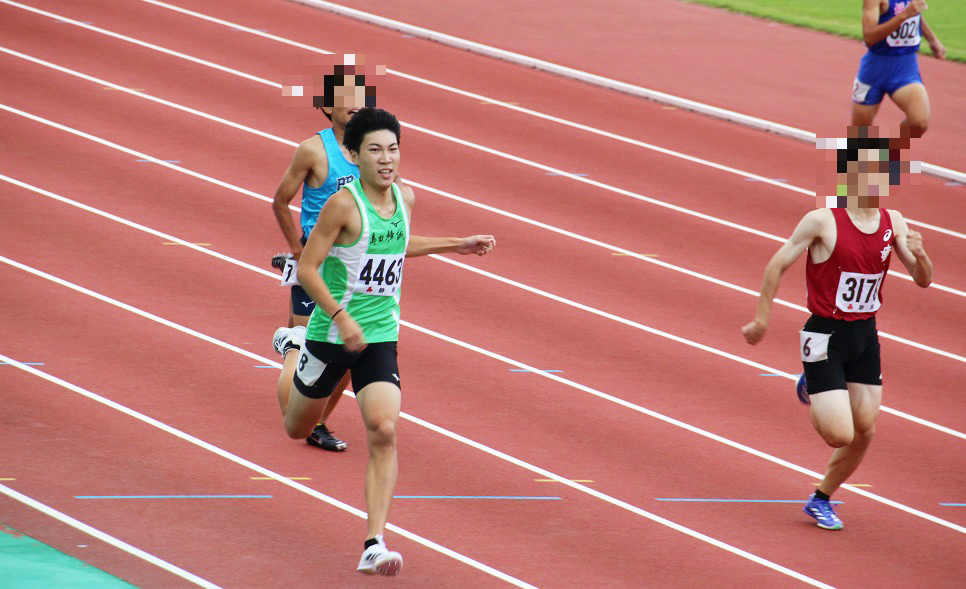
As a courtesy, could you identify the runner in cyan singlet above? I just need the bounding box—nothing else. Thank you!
[270,62,372,452]
[274,108,495,575]
[742,131,933,530]
[851,0,946,140]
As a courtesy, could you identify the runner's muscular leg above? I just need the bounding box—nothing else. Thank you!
[851,102,881,127]
[320,372,350,422]
[891,82,930,138]
[277,312,311,415]
[816,383,882,496]
[284,383,332,439]
[809,388,854,448]
[357,381,401,539]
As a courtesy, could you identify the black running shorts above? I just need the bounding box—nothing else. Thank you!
[294,340,400,399]
[800,315,882,395]
[291,235,315,317]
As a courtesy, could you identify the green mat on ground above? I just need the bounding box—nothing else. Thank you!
[0,524,137,588]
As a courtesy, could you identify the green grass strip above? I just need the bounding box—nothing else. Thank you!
[683,0,966,62]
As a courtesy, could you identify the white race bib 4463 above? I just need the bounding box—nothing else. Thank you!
[351,254,405,296]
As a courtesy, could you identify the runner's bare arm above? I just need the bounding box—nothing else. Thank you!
[888,210,933,287]
[742,210,827,345]
[272,140,327,259]
[407,235,496,257]
[396,184,496,256]
[861,0,925,46]
[920,19,945,59]
[297,190,367,350]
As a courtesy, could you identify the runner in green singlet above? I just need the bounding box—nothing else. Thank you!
[277,108,495,576]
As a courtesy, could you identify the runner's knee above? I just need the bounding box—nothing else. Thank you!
[821,428,854,448]
[367,419,397,448]
[285,418,315,440]
[852,424,876,446]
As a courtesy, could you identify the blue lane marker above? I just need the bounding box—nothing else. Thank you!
[509,369,562,373]
[135,159,180,163]
[656,498,843,504]
[75,495,272,499]
[394,496,561,500]
[0,362,44,366]
[940,503,966,506]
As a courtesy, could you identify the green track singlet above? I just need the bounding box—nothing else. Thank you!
[305,179,410,344]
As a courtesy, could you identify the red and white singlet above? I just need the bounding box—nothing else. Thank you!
[806,208,895,321]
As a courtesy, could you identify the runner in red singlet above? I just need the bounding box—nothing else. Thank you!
[741,133,933,529]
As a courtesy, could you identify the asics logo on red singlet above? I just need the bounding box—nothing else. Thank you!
[883,229,892,242]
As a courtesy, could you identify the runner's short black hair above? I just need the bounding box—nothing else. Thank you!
[836,136,901,185]
[313,65,377,120]
[343,108,401,154]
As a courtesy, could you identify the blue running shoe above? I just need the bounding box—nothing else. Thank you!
[804,493,843,530]
[796,373,810,405]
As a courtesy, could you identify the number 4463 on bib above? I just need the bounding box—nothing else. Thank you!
[353,254,404,296]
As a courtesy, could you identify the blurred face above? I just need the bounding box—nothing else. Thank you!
[322,76,368,127]
[350,129,399,190]
[839,148,891,206]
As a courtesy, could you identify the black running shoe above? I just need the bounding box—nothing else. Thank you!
[271,253,292,271]
[306,423,347,452]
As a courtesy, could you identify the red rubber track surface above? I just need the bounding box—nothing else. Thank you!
[1,1,964,588]
[315,0,966,174]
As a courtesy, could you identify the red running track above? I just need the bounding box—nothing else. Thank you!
[311,0,966,174]
[1,0,964,587]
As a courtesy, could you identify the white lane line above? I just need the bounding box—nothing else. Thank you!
[0,354,537,589]
[2,228,965,538]
[288,0,966,187]
[133,0,966,234]
[4,0,962,243]
[2,102,965,427]
[4,172,962,444]
[0,482,223,589]
[2,95,963,369]
[0,327,835,588]
[3,44,963,305]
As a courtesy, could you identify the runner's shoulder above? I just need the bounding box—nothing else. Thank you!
[803,207,835,228]
[291,134,327,168]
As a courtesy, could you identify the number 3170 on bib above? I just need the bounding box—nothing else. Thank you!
[835,271,883,313]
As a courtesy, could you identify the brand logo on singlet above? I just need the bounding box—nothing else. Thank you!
[880,245,892,263]
[894,1,908,13]
[883,229,892,242]
[336,175,355,190]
